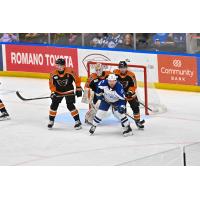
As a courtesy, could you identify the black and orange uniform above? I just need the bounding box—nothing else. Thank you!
[49,67,82,123]
[0,98,9,120]
[0,99,8,114]
[114,69,141,122]
[85,71,111,104]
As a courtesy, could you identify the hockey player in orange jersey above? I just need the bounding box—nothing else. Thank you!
[0,98,10,121]
[114,61,145,129]
[48,58,82,130]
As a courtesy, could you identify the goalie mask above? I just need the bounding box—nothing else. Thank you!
[95,63,103,77]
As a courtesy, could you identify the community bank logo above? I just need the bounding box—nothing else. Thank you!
[82,54,111,71]
[173,59,182,68]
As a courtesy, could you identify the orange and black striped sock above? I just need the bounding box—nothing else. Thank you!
[70,109,80,121]
[134,113,140,122]
[49,109,57,121]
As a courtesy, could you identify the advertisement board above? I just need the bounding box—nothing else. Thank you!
[77,49,159,83]
[0,45,3,71]
[157,55,198,85]
[197,57,200,86]
[5,44,79,74]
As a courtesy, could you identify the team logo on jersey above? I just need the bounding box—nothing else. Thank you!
[121,81,129,88]
[57,79,68,86]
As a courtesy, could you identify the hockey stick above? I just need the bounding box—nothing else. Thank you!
[102,98,139,122]
[16,91,74,101]
[16,91,50,101]
[138,101,153,112]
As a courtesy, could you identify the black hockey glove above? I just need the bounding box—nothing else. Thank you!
[76,87,82,97]
[50,92,57,99]
[126,91,136,98]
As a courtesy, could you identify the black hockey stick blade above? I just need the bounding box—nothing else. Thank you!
[16,91,50,101]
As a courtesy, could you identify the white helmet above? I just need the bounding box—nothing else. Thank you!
[107,74,117,81]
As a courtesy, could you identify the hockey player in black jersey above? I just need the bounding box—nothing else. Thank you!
[48,58,82,130]
[0,99,10,121]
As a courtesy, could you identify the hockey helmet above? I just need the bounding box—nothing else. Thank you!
[119,61,127,68]
[56,58,65,66]
[107,74,117,81]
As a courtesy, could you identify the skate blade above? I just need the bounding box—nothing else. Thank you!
[75,126,82,130]
[89,132,94,136]
[123,131,133,137]
[137,126,144,130]
[0,117,11,121]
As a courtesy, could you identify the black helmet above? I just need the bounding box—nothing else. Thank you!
[119,61,127,68]
[56,58,65,65]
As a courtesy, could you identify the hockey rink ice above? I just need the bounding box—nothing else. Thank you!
[0,77,200,166]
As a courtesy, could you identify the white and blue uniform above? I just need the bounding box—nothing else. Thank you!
[92,79,130,128]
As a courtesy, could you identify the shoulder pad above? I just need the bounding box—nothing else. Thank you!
[113,69,120,74]
[127,70,136,77]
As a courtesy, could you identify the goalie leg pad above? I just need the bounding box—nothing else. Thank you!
[85,108,97,125]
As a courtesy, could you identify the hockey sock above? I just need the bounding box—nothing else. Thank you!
[49,109,57,121]
[92,110,106,126]
[67,103,80,122]
[134,112,140,121]
[121,116,129,127]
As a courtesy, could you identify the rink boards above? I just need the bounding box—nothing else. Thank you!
[0,43,200,92]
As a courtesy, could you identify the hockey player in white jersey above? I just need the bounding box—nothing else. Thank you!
[89,74,133,137]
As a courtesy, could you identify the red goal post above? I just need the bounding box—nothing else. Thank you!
[87,61,149,115]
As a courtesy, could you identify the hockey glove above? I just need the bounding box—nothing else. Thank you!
[50,92,57,99]
[118,105,126,114]
[126,91,136,98]
[76,87,82,97]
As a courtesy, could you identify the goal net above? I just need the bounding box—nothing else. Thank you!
[86,61,167,115]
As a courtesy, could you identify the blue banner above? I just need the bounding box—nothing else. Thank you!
[0,45,2,71]
[197,57,200,85]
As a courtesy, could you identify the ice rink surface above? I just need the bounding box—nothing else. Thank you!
[0,77,200,165]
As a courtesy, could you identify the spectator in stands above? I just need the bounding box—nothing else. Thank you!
[21,33,48,44]
[0,33,18,42]
[152,39,162,51]
[170,33,186,52]
[117,33,133,49]
[87,33,107,47]
[102,33,123,48]
[136,33,151,50]
[51,33,68,45]
[68,33,82,46]
[152,33,169,44]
